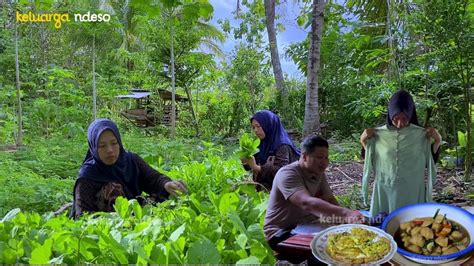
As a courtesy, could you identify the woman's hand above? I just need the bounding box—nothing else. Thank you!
[360,128,376,149]
[241,156,261,173]
[426,127,442,152]
[164,180,188,197]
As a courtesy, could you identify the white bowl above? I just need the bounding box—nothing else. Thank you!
[310,224,397,265]
[381,203,474,264]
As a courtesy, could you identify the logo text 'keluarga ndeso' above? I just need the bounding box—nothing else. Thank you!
[16,11,111,29]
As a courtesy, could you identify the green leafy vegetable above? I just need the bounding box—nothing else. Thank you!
[236,133,260,159]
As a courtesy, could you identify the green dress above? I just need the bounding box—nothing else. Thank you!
[362,124,436,217]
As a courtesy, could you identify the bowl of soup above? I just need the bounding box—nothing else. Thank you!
[381,203,474,264]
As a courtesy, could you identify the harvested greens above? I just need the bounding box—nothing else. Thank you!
[236,133,260,158]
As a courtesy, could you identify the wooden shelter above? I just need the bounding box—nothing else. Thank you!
[116,89,188,128]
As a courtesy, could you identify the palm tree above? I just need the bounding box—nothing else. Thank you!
[157,0,221,138]
[100,0,144,71]
[346,0,400,83]
[264,0,288,114]
[303,0,325,137]
[68,2,115,120]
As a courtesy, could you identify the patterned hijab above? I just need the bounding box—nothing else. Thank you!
[387,90,420,127]
[77,119,140,198]
[251,110,300,165]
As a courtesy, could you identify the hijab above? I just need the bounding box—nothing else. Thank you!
[77,119,140,198]
[360,90,440,162]
[251,110,300,165]
[387,90,420,127]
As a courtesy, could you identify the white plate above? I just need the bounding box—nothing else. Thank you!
[310,224,397,265]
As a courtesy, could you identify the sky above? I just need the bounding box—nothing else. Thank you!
[207,0,308,79]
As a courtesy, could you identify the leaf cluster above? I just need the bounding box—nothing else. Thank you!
[236,133,260,159]
[0,176,274,264]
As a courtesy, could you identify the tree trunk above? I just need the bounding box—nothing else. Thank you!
[14,18,22,147]
[464,102,472,182]
[302,0,325,137]
[183,85,200,136]
[264,0,287,113]
[385,0,399,85]
[92,33,97,120]
[170,21,176,138]
[463,72,472,181]
[228,102,241,137]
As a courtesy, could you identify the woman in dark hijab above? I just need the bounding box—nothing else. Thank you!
[241,110,300,191]
[72,119,187,217]
[359,90,442,216]
[360,90,441,158]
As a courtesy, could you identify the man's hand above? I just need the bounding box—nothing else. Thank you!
[343,210,367,224]
[164,180,188,197]
[360,128,376,149]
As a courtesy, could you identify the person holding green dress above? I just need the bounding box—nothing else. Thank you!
[360,90,442,217]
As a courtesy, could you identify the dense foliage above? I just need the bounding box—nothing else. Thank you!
[0,191,272,264]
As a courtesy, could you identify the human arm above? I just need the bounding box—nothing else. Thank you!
[288,189,365,224]
[241,160,252,171]
[425,127,442,161]
[319,175,340,206]
[73,179,102,217]
[242,145,295,181]
[360,128,376,150]
[241,156,260,172]
[134,154,188,199]
[164,180,188,197]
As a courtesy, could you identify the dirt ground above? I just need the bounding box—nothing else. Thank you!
[325,161,474,207]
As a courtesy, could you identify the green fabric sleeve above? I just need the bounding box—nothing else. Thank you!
[426,140,437,202]
[361,138,374,206]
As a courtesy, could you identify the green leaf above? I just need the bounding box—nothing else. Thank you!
[458,131,467,148]
[29,239,53,264]
[1,244,17,264]
[247,223,265,242]
[236,255,260,264]
[296,15,307,27]
[197,2,213,19]
[228,212,247,235]
[48,254,65,264]
[186,237,220,263]
[1,208,20,222]
[236,233,248,250]
[114,196,130,219]
[189,194,204,213]
[175,236,186,252]
[169,224,185,241]
[249,240,269,261]
[219,192,239,214]
[236,133,260,158]
[131,199,143,220]
[161,0,182,8]
[150,244,168,264]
